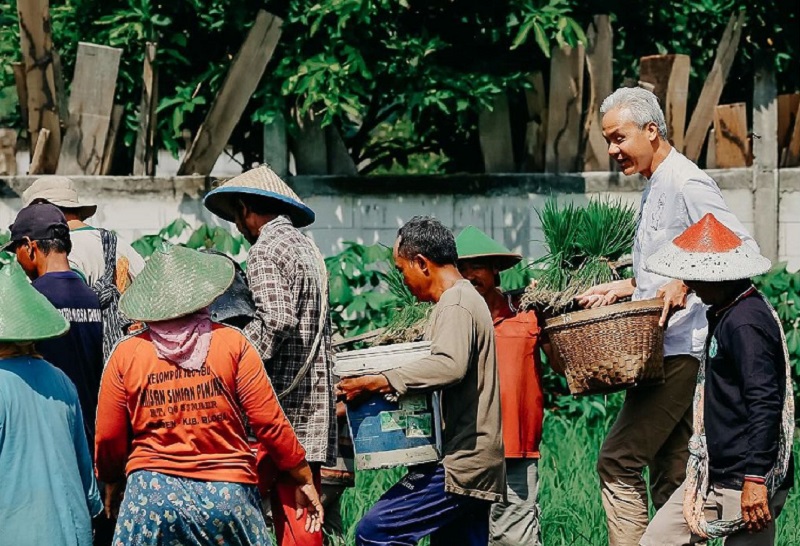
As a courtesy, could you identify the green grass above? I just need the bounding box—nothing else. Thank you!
[332,410,800,545]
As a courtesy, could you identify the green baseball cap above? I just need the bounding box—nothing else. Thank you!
[119,244,235,322]
[455,226,522,271]
[0,262,70,342]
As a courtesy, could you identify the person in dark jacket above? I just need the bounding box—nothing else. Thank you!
[640,213,794,546]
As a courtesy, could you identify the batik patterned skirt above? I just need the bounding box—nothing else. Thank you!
[113,470,272,546]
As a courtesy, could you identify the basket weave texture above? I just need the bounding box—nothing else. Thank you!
[544,298,665,395]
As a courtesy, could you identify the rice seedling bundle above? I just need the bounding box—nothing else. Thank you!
[522,197,637,312]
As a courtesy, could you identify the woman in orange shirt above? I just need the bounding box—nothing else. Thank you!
[95,245,322,545]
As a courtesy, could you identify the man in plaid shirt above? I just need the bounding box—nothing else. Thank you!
[204,165,336,546]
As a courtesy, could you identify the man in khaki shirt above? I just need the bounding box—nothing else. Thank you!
[337,216,505,545]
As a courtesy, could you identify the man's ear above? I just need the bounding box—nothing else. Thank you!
[412,254,429,274]
[647,122,660,142]
[23,237,35,257]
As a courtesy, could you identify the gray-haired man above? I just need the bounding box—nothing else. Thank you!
[575,87,758,546]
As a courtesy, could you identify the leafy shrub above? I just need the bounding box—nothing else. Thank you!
[754,263,800,423]
[324,242,398,337]
[130,219,249,261]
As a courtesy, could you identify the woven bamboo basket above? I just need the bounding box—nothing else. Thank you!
[544,298,665,396]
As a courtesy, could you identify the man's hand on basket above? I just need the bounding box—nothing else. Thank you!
[575,279,635,309]
[741,481,771,532]
[655,279,689,327]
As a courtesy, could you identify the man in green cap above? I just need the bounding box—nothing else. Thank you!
[205,164,334,546]
[0,263,102,545]
[456,226,546,546]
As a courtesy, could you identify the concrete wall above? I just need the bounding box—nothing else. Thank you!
[2,168,799,269]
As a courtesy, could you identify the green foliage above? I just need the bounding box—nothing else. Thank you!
[2,0,796,172]
[0,0,585,172]
[130,219,249,259]
[325,242,399,337]
[335,410,800,544]
[570,1,799,106]
[753,263,800,423]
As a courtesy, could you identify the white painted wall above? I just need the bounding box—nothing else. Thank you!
[2,172,798,270]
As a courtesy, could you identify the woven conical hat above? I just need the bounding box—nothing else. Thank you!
[456,226,522,271]
[119,244,235,322]
[204,165,315,227]
[0,262,69,342]
[645,213,771,282]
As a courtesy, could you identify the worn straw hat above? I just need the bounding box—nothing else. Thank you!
[0,262,69,342]
[119,244,235,322]
[645,213,771,281]
[21,176,97,221]
[455,226,523,271]
[204,164,315,227]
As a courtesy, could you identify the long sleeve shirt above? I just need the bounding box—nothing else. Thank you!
[705,288,791,488]
[383,280,506,502]
[634,148,756,358]
[95,325,306,485]
[244,215,336,464]
[0,356,101,546]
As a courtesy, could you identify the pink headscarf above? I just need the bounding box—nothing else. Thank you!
[148,308,212,371]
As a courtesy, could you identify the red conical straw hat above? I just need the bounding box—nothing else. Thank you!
[644,213,771,281]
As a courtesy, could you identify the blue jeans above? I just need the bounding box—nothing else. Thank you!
[356,464,490,546]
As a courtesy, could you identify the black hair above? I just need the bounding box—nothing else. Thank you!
[35,226,72,255]
[397,216,458,266]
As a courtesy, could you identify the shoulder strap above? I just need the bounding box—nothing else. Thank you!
[276,246,330,401]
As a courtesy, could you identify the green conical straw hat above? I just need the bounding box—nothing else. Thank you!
[455,226,522,271]
[120,244,236,322]
[0,262,69,342]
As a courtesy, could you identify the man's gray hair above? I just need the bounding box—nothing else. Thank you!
[600,87,668,140]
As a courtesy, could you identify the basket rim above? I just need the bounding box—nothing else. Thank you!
[544,297,664,332]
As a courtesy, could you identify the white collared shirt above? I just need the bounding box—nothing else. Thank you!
[633,148,758,358]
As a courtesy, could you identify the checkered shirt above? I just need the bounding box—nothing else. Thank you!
[244,216,336,464]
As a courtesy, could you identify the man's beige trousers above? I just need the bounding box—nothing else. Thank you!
[597,354,700,546]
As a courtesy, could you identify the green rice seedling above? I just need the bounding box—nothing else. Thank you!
[522,197,637,312]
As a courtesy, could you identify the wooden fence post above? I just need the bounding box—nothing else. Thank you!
[639,54,691,150]
[683,11,745,162]
[292,111,328,175]
[546,44,585,173]
[583,15,613,172]
[781,95,800,167]
[133,43,158,176]
[0,129,17,175]
[11,63,28,141]
[57,43,122,175]
[101,105,124,175]
[17,0,62,173]
[178,10,282,175]
[713,103,748,168]
[478,93,515,173]
[751,52,779,262]
[522,72,547,172]
[28,128,50,175]
[263,110,289,179]
[326,125,358,175]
